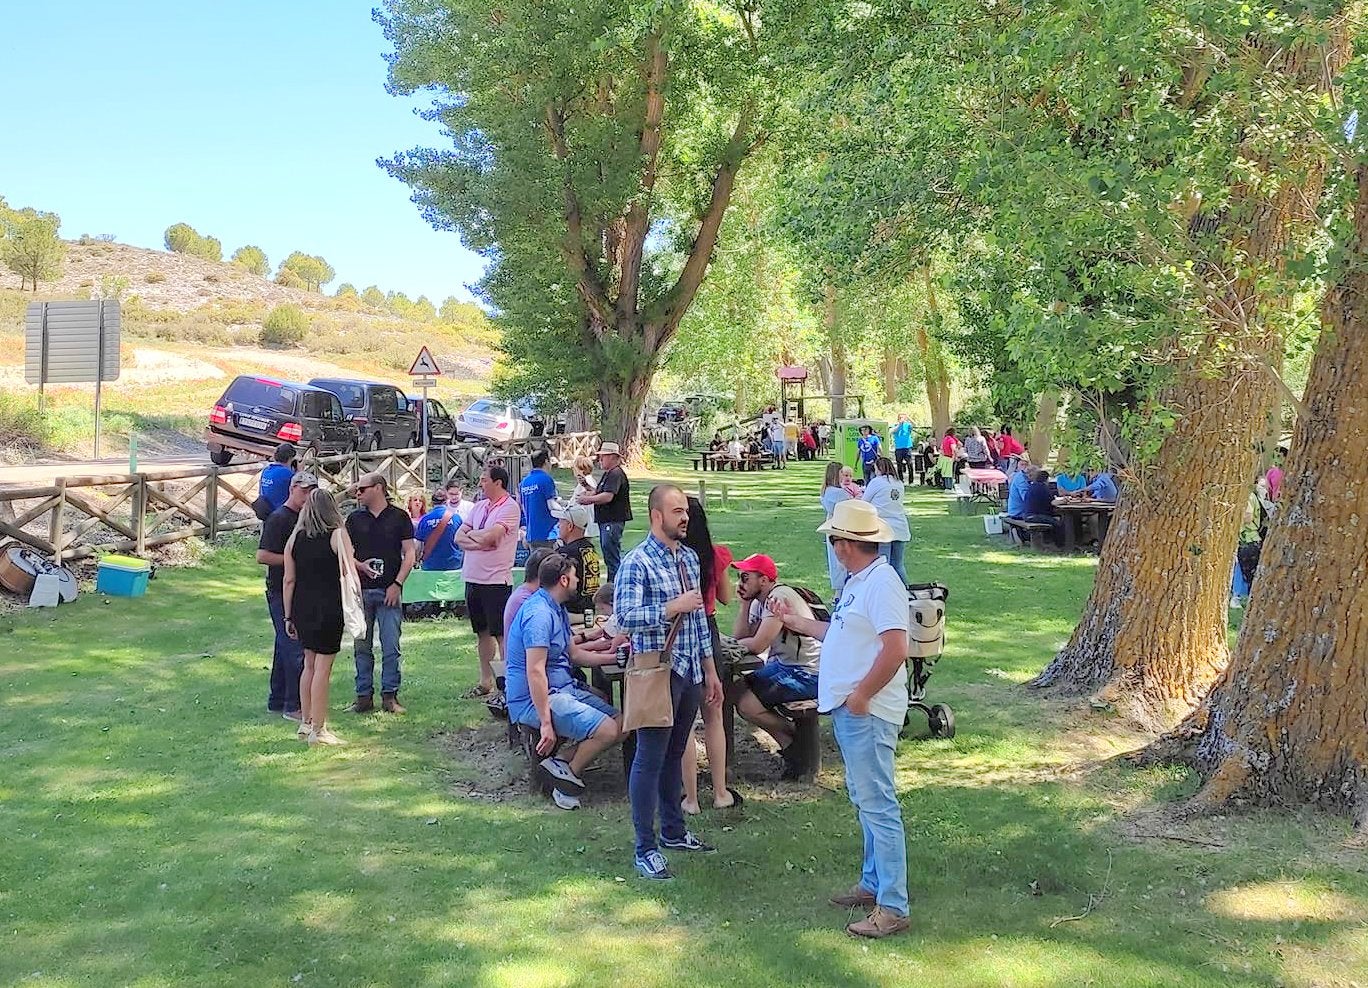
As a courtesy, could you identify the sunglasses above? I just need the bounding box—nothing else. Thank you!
[827,536,848,546]
[355,484,375,493]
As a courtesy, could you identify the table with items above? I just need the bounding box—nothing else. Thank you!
[1051,498,1116,552]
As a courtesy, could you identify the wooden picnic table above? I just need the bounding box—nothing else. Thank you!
[1052,497,1116,552]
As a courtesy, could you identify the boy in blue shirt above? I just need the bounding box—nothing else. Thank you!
[857,425,882,484]
[519,449,560,548]
[891,414,914,482]
[253,443,297,521]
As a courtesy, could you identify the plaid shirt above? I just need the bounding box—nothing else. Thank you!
[613,533,713,684]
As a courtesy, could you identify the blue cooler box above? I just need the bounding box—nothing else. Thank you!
[97,555,151,597]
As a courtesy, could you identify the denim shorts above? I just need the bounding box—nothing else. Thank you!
[515,684,616,742]
[745,660,818,707]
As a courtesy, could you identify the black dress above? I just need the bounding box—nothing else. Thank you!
[290,530,345,654]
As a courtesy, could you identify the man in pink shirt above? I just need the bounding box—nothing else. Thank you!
[456,465,523,699]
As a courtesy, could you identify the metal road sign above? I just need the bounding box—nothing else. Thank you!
[25,300,121,384]
[408,346,442,377]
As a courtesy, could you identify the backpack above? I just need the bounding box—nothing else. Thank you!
[775,584,831,649]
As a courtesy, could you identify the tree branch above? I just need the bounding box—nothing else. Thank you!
[616,30,668,329]
[544,103,615,331]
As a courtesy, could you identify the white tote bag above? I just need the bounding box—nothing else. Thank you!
[983,513,1004,536]
[334,529,368,641]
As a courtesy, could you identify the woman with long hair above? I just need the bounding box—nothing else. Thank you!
[862,456,911,585]
[820,461,861,596]
[571,456,599,537]
[679,495,741,812]
[963,426,991,470]
[405,491,427,523]
[284,488,356,746]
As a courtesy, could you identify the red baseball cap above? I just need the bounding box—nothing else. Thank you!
[731,553,778,582]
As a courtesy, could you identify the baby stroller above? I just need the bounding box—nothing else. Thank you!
[905,583,954,739]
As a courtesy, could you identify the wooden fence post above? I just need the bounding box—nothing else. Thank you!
[206,467,220,541]
[49,480,66,563]
[134,476,147,555]
[721,484,729,510]
[697,480,707,508]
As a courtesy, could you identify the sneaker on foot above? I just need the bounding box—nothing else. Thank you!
[829,884,877,909]
[310,727,345,746]
[846,906,910,939]
[661,831,716,853]
[552,789,581,811]
[538,756,585,794]
[634,850,673,881]
[282,709,303,722]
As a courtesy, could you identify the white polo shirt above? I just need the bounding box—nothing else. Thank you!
[817,555,909,726]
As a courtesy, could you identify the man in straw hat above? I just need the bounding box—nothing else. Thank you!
[770,498,911,938]
[575,441,631,580]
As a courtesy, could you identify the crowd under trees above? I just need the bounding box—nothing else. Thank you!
[383,0,1368,829]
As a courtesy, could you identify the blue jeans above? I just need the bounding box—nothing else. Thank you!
[832,705,908,916]
[629,671,700,857]
[878,540,908,586]
[354,588,402,696]
[862,461,876,484]
[265,587,303,712]
[600,522,625,581]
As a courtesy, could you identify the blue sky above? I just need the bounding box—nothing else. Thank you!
[1,1,486,303]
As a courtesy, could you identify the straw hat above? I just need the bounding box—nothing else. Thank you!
[597,442,622,457]
[817,499,894,543]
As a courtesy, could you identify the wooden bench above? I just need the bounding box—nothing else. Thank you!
[778,699,821,781]
[1002,517,1054,551]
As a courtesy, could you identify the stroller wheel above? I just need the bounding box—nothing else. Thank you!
[928,703,956,739]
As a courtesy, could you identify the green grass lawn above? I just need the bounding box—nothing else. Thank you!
[2,451,1365,987]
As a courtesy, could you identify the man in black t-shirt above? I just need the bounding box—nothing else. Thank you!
[552,502,601,621]
[255,471,318,720]
[345,472,417,714]
[576,441,632,579]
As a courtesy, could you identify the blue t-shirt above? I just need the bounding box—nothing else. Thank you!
[891,422,914,450]
[518,469,559,542]
[1006,470,1031,518]
[505,589,575,724]
[259,463,294,512]
[857,434,882,464]
[414,506,464,571]
[1056,472,1087,493]
[1083,472,1119,502]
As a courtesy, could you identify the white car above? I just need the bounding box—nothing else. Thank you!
[455,398,538,443]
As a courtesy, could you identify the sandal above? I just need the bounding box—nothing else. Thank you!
[461,684,493,700]
[715,786,745,810]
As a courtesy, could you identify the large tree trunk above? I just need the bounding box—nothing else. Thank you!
[918,265,952,435]
[1144,162,1368,824]
[1028,388,1060,464]
[1029,21,1350,730]
[825,284,848,420]
[599,369,653,459]
[882,347,899,403]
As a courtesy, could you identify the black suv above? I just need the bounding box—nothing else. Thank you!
[308,378,419,451]
[206,375,356,465]
[406,396,456,444]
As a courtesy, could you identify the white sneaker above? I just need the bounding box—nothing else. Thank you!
[552,789,581,810]
[538,756,585,794]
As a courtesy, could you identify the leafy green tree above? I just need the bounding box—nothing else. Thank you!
[164,222,222,261]
[335,282,358,298]
[277,252,335,292]
[260,304,309,346]
[361,285,386,308]
[379,0,779,452]
[231,245,269,276]
[439,296,478,324]
[1,205,65,292]
[274,267,306,290]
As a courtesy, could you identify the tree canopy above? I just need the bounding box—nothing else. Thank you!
[164,222,222,262]
[1,198,65,292]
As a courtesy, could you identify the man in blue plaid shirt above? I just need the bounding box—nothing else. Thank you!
[614,483,723,881]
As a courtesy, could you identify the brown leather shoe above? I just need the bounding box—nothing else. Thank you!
[846,906,910,939]
[381,693,406,714]
[829,884,877,910]
[348,693,374,713]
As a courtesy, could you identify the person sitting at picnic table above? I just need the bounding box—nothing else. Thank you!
[1023,469,1061,544]
[507,553,624,811]
[552,503,601,622]
[413,487,464,571]
[1066,469,1119,503]
[727,553,823,780]
[727,435,745,467]
[1004,456,1035,519]
[1054,454,1088,494]
[820,462,863,597]
[747,433,766,458]
[995,426,1025,472]
[937,428,963,489]
[857,425,882,483]
[709,431,725,452]
[504,547,556,639]
[963,426,991,469]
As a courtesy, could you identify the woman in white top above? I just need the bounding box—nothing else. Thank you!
[861,456,911,585]
[570,456,599,537]
[820,461,863,596]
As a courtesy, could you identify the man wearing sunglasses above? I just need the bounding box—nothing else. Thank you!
[345,472,416,714]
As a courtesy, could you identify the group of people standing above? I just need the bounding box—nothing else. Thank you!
[821,458,912,588]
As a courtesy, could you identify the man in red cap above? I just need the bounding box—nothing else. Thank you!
[727,553,824,779]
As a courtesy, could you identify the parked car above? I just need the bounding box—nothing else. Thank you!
[657,401,689,423]
[307,378,418,451]
[206,375,356,466]
[455,397,539,443]
[406,396,456,445]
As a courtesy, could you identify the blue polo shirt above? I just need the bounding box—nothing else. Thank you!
[504,589,575,724]
[259,463,294,512]
[892,422,914,450]
[518,468,559,542]
[857,434,882,464]
[1083,472,1119,502]
[414,506,464,571]
[1056,472,1087,493]
[1006,470,1031,518]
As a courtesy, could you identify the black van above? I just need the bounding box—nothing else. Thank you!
[307,378,419,451]
[205,375,357,465]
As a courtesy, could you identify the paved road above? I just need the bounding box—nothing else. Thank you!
[0,454,223,488]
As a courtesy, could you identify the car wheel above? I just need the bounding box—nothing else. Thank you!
[409,432,418,448]
[366,433,381,452]
[208,445,233,466]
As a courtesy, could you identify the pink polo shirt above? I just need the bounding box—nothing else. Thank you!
[461,494,521,585]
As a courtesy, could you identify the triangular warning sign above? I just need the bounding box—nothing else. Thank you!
[408,346,442,377]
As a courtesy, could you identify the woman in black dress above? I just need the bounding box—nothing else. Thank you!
[284,488,354,746]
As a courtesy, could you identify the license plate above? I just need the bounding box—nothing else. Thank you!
[239,415,270,431]
[467,415,493,426]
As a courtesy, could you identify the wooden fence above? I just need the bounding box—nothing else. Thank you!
[0,432,602,564]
